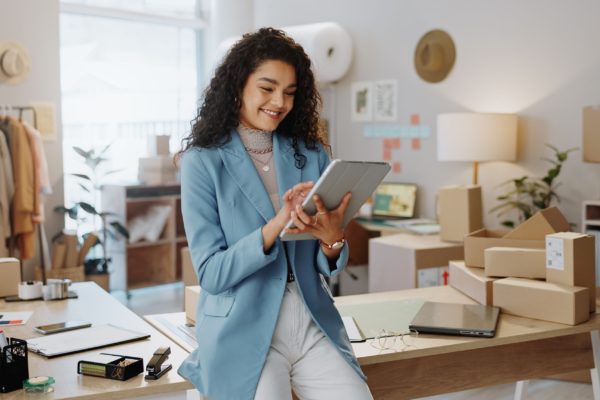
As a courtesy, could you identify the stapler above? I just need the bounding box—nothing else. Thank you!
[145,346,172,380]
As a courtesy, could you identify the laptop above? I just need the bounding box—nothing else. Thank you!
[366,182,417,221]
[409,302,500,338]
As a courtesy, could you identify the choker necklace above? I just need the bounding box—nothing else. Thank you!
[248,152,274,172]
[245,146,273,155]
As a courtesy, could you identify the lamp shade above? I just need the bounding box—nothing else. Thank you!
[437,113,518,162]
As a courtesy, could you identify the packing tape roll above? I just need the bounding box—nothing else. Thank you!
[18,281,43,300]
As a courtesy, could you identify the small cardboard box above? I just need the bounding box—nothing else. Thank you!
[493,277,590,325]
[138,156,178,185]
[185,285,201,324]
[546,232,596,312]
[0,258,21,297]
[504,206,570,240]
[464,229,545,268]
[583,106,600,162]
[438,185,483,243]
[148,134,170,156]
[484,247,546,279]
[449,260,496,305]
[181,247,197,287]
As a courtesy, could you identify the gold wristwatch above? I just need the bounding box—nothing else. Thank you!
[320,238,345,250]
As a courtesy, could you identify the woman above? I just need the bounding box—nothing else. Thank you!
[178,27,373,400]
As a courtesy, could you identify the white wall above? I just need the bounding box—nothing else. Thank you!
[0,0,63,277]
[254,0,600,229]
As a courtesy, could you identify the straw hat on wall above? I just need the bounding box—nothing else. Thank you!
[414,30,456,83]
[0,42,31,85]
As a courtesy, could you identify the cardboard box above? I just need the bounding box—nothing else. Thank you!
[185,285,201,324]
[438,185,483,242]
[368,233,463,292]
[484,247,546,279]
[493,277,590,325]
[148,134,170,156]
[464,229,545,268]
[504,206,570,240]
[0,257,21,297]
[546,232,596,312]
[138,156,178,185]
[449,261,496,305]
[181,247,197,287]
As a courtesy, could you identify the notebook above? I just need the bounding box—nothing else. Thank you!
[366,182,418,221]
[408,302,500,338]
[27,324,150,358]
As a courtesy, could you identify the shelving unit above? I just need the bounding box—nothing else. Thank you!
[101,184,187,294]
[582,200,600,287]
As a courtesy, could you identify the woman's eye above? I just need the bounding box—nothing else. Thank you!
[285,92,296,97]
[260,87,273,93]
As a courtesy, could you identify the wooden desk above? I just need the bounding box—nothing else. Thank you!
[1,282,193,399]
[147,285,600,400]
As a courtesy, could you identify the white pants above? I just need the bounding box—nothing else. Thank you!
[254,282,373,400]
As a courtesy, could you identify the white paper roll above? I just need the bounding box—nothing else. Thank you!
[217,22,353,83]
[18,281,43,300]
[283,22,353,83]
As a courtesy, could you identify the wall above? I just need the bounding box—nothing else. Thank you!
[254,0,600,229]
[0,0,63,277]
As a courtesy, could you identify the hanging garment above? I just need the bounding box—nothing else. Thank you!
[22,121,51,223]
[5,116,36,259]
[0,118,13,257]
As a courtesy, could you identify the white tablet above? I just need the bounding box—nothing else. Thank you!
[280,159,391,241]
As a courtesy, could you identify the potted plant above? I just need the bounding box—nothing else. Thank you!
[54,144,129,275]
[490,144,578,228]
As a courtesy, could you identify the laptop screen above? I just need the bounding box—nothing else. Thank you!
[372,183,417,219]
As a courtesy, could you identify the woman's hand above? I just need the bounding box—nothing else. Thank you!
[262,181,314,252]
[285,192,352,259]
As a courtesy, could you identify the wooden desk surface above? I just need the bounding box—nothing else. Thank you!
[336,285,600,366]
[0,282,193,399]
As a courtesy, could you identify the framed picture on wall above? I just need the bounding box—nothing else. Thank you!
[351,81,373,122]
[374,80,398,122]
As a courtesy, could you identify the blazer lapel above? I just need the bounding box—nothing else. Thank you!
[273,134,302,266]
[219,130,275,222]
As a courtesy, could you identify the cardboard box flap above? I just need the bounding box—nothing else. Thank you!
[504,207,570,240]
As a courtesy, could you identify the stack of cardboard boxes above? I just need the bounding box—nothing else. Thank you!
[138,135,178,185]
[449,207,595,325]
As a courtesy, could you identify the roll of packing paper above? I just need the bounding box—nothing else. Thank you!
[18,280,43,300]
[217,22,353,83]
[284,22,353,83]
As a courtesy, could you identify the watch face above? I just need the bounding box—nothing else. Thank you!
[331,240,345,250]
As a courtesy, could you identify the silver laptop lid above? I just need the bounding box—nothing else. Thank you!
[409,302,500,338]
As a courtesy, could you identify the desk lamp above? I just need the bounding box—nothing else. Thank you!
[437,113,518,184]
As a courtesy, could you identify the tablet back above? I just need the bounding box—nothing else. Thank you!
[281,159,390,241]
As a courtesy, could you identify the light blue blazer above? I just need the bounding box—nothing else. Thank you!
[177,131,365,400]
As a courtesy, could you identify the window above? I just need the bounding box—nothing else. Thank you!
[60,1,203,230]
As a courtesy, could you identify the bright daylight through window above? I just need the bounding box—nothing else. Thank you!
[59,0,202,231]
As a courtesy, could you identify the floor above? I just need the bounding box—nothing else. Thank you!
[113,284,594,400]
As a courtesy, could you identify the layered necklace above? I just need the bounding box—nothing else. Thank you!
[238,124,274,172]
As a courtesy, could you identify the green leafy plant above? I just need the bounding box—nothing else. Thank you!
[54,144,129,273]
[490,144,578,228]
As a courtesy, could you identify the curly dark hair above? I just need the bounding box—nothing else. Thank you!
[178,27,325,167]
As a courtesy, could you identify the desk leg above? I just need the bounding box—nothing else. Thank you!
[590,330,600,400]
[513,380,529,400]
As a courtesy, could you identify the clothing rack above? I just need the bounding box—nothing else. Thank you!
[4,105,47,283]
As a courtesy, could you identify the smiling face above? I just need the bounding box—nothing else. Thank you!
[239,59,297,132]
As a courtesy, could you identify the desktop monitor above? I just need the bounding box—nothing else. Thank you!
[372,183,417,219]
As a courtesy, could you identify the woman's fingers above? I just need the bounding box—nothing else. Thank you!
[335,192,352,216]
[296,204,315,226]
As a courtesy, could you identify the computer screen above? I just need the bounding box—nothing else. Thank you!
[372,183,417,219]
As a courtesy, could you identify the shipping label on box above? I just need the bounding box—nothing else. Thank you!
[545,232,596,312]
[546,236,564,271]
